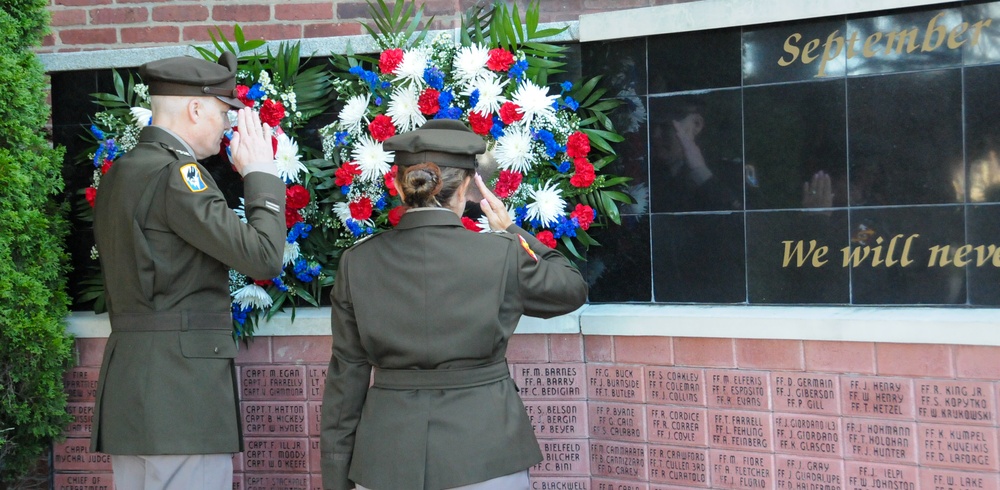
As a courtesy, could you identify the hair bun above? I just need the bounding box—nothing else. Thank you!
[401,162,444,206]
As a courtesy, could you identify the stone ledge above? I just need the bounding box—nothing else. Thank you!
[65,304,1000,346]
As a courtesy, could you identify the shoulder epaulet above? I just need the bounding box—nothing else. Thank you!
[350,230,384,248]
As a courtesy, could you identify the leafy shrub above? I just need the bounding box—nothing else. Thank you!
[0,0,74,485]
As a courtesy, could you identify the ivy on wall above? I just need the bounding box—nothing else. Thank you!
[0,0,75,486]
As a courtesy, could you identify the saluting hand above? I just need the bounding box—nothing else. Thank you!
[228,108,275,176]
[475,173,513,232]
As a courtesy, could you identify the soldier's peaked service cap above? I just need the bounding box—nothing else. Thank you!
[383,119,487,169]
[140,51,245,109]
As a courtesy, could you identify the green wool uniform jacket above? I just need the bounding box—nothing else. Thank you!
[90,126,286,455]
[321,208,588,490]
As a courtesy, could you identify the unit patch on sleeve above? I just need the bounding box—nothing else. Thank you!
[179,163,208,192]
[518,235,539,263]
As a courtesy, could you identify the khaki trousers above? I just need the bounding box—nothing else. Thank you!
[356,469,529,490]
[111,454,233,490]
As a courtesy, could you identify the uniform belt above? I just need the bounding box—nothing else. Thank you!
[109,311,232,331]
[373,359,511,390]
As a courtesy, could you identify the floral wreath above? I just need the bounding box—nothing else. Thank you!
[78,27,336,340]
[318,0,632,258]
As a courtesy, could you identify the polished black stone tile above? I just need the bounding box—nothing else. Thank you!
[746,210,850,304]
[648,89,745,213]
[849,206,966,305]
[961,1,1000,65]
[586,215,652,303]
[648,27,741,94]
[51,70,104,126]
[652,213,746,303]
[963,63,1000,203]
[606,95,649,215]
[845,6,963,76]
[581,37,647,96]
[847,69,963,206]
[967,204,1000,305]
[744,79,847,210]
[743,17,848,85]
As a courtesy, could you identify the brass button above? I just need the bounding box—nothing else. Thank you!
[213,347,219,353]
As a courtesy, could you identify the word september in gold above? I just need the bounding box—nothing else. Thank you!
[778,12,994,77]
[782,235,1000,268]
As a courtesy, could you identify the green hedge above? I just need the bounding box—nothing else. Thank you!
[0,0,74,485]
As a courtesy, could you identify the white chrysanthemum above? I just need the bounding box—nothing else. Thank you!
[511,80,558,126]
[494,125,534,174]
[351,134,394,182]
[232,283,273,310]
[453,44,491,86]
[233,198,247,222]
[333,201,353,224]
[339,94,369,134]
[130,107,152,128]
[525,180,566,227]
[283,240,301,266]
[274,133,306,183]
[386,84,426,133]
[463,74,508,115]
[395,49,428,87]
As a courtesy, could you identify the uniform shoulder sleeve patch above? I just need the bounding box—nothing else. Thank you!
[518,234,539,263]
[179,163,208,192]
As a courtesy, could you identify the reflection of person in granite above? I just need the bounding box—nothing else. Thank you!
[90,53,286,489]
[320,120,588,490]
[649,96,744,212]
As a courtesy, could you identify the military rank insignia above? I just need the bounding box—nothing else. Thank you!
[518,235,539,262]
[180,163,207,192]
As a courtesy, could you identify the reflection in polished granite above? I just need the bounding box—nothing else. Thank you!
[963,1,1000,65]
[744,80,847,210]
[651,213,746,303]
[746,210,850,304]
[848,69,963,206]
[967,205,1000,305]
[586,216,652,303]
[743,17,848,84]
[581,37,647,96]
[845,6,964,76]
[648,27,742,94]
[849,206,966,305]
[963,63,1000,203]
[647,90,744,214]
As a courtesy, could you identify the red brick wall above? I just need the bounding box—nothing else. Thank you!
[41,0,693,53]
[60,335,1000,489]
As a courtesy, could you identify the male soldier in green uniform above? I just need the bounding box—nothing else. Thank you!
[321,120,588,490]
[90,52,287,489]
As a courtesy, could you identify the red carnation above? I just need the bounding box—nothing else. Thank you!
[536,230,557,249]
[271,134,279,158]
[566,131,590,158]
[285,208,303,228]
[461,216,481,232]
[286,184,310,210]
[253,278,273,287]
[335,162,362,187]
[349,197,373,221]
[100,159,113,175]
[259,99,286,127]
[486,48,515,72]
[493,170,522,198]
[384,166,398,196]
[235,85,254,108]
[388,205,407,226]
[499,102,523,125]
[571,203,595,231]
[85,186,97,208]
[418,88,440,115]
[569,158,596,188]
[368,114,396,142]
[468,111,493,136]
[379,48,404,74]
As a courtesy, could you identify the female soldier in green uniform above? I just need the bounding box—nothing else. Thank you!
[320,119,588,490]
